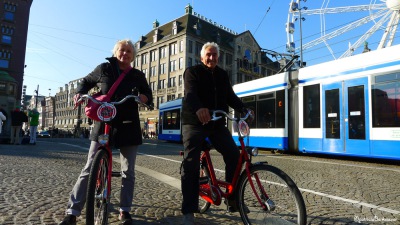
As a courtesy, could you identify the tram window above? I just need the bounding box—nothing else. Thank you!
[348,85,366,139]
[303,84,321,128]
[276,90,285,128]
[163,109,180,130]
[372,81,400,127]
[325,89,340,139]
[257,98,275,128]
[241,95,256,128]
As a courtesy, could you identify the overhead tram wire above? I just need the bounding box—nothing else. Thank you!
[29,24,118,40]
[30,30,111,54]
[253,0,276,35]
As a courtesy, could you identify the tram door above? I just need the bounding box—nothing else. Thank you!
[322,78,369,154]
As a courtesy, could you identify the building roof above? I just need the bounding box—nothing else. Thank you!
[137,11,236,51]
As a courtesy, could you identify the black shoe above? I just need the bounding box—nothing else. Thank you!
[59,215,76,225]
[119,211,132,225]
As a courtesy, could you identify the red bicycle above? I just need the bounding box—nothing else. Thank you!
[196,110,307,224]
[75,94,152,225]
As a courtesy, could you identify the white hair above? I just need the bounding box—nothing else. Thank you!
[112,39,136,62]
[200,42,220,58]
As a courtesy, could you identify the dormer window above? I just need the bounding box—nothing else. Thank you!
[172,21,178,35]
[153,29,160,43]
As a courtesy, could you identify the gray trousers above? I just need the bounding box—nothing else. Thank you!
[66,141,138,216]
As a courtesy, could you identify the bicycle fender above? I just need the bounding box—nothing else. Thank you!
[252,161,269,166]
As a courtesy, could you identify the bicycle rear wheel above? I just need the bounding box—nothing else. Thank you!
[198,161,211,213]
[86,148,110,225]
[238,164,306,225]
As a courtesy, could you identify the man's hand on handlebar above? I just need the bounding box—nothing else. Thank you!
[73,93,83,108]
[196,108,211,125]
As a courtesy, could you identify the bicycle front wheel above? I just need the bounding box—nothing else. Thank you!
[86,148,110,225]
[238,164,306,225]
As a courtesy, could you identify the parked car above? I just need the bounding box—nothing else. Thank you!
[38,130,51,138]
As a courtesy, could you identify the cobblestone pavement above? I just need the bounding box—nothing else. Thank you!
[0,139,242,225]
[1,138,399,225]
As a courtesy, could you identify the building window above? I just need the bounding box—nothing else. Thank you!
[188,57,192,67]
[150,66,157,77]
[135,57,140,67]
[2,35,11,44]
[159,79,166,89]
[179,57,184,70]
[188,40,193,53]
[150,50,157,62]
[0,59,9,68]
[179,75,183,86]
[170,42,177,55]
[169,77,176,87]
[142,69,148,78]
[195,42,202,56]
[4,12,14,21]
[142,54,148,64]
[160,47,167,58]
[160,63,166,74]
[179,40,184,52]
[170,60,176,72]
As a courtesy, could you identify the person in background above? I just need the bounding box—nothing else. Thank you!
[59,39,153,225]
[10,106,28,145]
[0,108,6,134]
[28,108,40,145]
[180,42,253,225]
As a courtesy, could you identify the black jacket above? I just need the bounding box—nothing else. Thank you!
[11,110,28,126]
[77,57,153,147]
[182,63,244,127]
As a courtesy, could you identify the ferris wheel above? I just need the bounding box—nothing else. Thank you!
[286,0,400,62]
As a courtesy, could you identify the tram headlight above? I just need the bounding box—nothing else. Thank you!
[251,147,259,156]
[98,134,109,145]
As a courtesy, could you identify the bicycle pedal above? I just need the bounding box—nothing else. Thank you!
[112,171,121,177]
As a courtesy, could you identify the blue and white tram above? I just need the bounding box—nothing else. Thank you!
[233,44,400,160]
[233,72,289,150]
[158,98,182,142]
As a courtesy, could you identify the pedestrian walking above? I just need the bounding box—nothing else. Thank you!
[28,108,40,145]
[10,106,28,145]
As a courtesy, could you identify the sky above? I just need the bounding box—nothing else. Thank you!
[24,0,399,97]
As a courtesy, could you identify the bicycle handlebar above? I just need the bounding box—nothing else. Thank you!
[211,109,252,122]
[75,94,154,110]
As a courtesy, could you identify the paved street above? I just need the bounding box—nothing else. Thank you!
[0,138,399,225]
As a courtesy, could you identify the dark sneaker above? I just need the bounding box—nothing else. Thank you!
[119,211,133,225]
[59,214,76,225]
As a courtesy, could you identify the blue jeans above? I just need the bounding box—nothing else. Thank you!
[66,141,138,216]
[29,126,38,144]
[180,124,239,214]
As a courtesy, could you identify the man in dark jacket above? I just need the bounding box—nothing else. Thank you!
[10,106,28,145]
[180,42,252,225]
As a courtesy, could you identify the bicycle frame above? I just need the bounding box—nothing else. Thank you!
[75,94,153,225]
[98,122,113,203]
[199,110,270,210]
